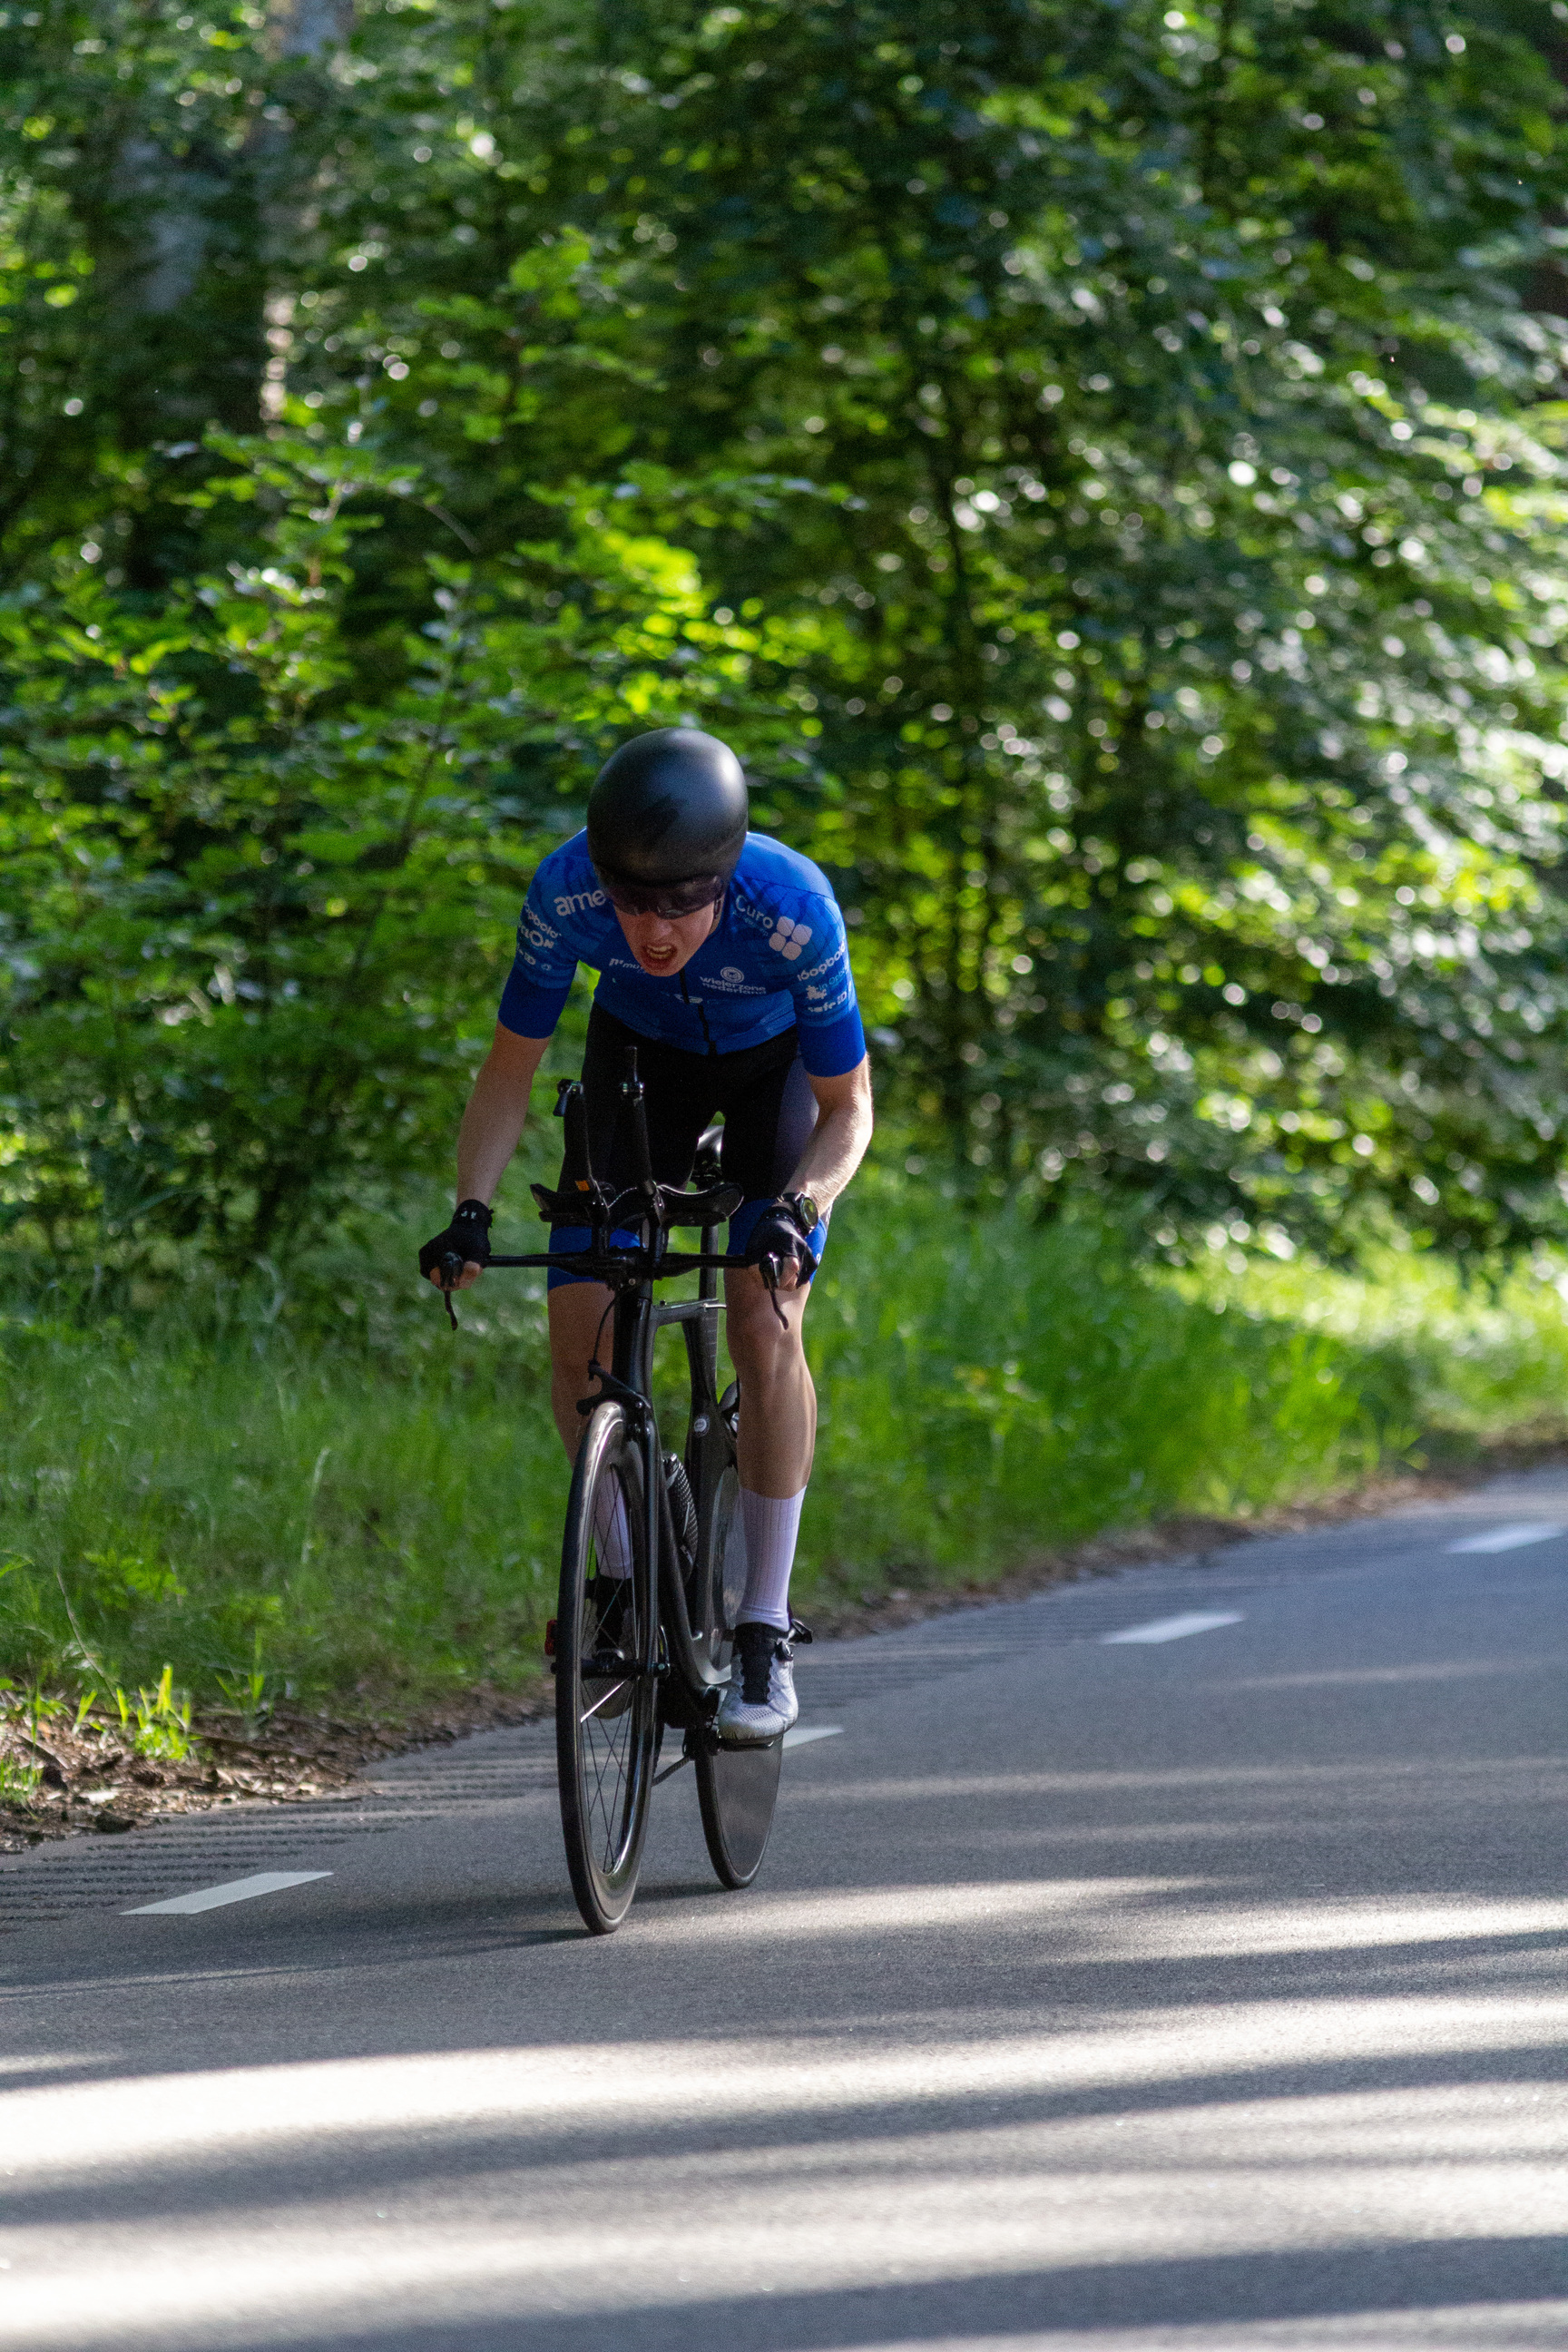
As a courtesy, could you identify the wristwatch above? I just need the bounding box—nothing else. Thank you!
[784,1191,821,1238]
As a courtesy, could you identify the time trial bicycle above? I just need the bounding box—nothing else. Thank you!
[436,1044,805,1934]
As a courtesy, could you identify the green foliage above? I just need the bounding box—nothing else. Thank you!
[794,1190,1427,1592]
[0,1257,567,1698]
[214,1652,271,1735]
[538,0,1568,1247]
[113,1664,194,1760]
[0,427,785,1260]
[1200,1230,1568,1438]
[4,0,1568,1264]
[0,1756,42,1804]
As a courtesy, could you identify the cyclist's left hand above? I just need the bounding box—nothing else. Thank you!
[742,1204,815,1288]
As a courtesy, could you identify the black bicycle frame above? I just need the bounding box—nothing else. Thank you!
[470,1045,750,1727]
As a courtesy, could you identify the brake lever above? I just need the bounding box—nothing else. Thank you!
[437,1249,462,1331]
[760,1253,790,1332]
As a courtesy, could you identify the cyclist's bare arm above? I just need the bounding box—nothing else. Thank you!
[788,1054,873,1208]
[428,1024,550,1290]
[730,1054,874,1303]
[785,1050,873,1242]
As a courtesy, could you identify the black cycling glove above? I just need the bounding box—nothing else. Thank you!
[418,1198,493,1281]
[743,1201,818,1281]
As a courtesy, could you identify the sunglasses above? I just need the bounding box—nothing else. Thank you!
[596,872,725,918]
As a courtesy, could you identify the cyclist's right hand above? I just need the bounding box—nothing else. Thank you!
[418,1199,493,1289]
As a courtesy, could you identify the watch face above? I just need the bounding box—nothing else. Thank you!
[795,1193,819,1233]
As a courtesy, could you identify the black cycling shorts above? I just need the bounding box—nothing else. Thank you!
[546,1004,827,1289]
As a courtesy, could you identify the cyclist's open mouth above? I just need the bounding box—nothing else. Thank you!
[639,942,679,970]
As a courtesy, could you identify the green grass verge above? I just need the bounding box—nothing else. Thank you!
[1,1195,1557,1711]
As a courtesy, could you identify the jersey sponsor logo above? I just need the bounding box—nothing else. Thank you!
[720,965,744,982]
[554,887,606,916]
[769,916,813,963]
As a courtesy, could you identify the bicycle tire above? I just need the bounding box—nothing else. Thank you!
[693,1432,783,1888]
[556,1401,659,1933]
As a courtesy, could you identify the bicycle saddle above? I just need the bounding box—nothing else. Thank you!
[529,1178,743,1230]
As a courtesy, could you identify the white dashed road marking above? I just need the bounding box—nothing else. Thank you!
[125,1871,331,1916]
[1447,1523,1567,1554]
[1101,1611,1245,1646]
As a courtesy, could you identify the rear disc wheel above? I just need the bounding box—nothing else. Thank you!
[694,1441,782,1888]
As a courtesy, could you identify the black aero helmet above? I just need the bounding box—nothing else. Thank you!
[587,728,749,916]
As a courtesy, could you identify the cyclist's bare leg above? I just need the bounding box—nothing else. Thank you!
[547,1281,616,1461]
[722,1261,816,1496]
[714,1259,814,1704]
[549,1264,815,1489]
[553,1260,815,1642]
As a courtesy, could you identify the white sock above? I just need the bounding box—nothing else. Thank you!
[593,1485,632,1578]
[739,1487,806,1632]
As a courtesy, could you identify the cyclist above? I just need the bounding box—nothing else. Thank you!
[420,727,874,1742]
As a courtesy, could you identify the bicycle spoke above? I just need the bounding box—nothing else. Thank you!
[575,1485,647,1876]
[588,1736,620,1859]
[579,1678,633,1723]
[555,1397,658,1929]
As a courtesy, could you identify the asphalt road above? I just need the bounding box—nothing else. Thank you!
[3,1469,1567,2351]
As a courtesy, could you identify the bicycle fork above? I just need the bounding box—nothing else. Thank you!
[590,1327,725,1731]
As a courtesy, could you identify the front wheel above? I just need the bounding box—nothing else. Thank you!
[556,1402,658,1934]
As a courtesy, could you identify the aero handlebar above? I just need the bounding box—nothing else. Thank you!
[432,1044,810,1328]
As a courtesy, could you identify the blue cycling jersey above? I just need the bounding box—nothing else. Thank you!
[497,830,866,1078]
